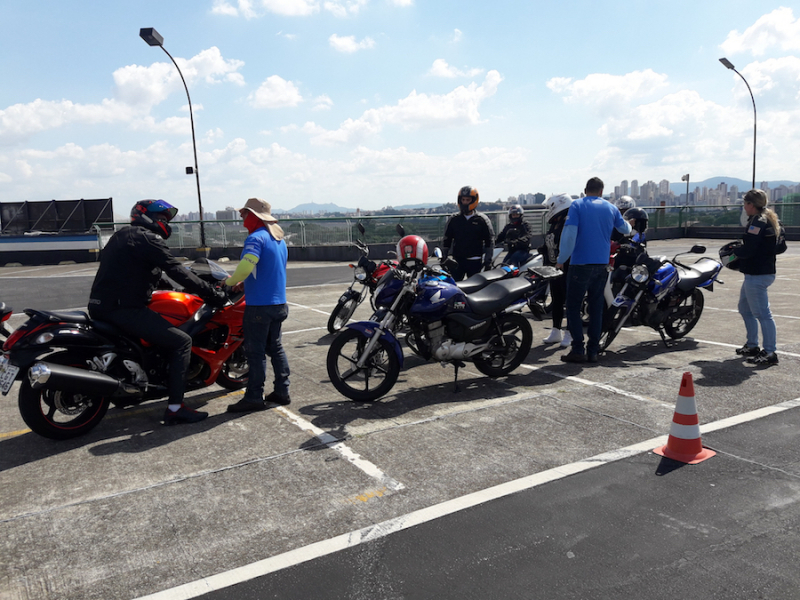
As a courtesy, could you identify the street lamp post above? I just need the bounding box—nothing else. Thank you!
[681,173,690,204]
[140,27,207,249]
[719,57,757,191]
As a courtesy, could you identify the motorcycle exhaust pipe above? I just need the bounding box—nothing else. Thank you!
[28,362,139,397]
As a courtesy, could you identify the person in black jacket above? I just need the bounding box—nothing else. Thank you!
[442,186,495,281]
[496,204,532,266]
[731,189,781,366]
[88,199,226,424]
[538,193,572,346]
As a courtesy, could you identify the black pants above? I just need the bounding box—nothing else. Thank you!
[451,257,484,282]
[90,306,192,405]
[550,266,568,330]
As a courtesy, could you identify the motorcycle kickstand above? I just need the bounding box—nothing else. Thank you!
[452,360,466,393]
[657,327,672,348]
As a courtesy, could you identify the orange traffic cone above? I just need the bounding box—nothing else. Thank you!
[653,372,716,464]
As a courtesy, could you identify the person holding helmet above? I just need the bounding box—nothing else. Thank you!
[557,177,631,364]
[538,193,572,346]
[89,199,226,425]
[442,186,495,281]
[496,204,533,266]
[224,198,292,412]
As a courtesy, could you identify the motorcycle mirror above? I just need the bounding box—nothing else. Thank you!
[690,245,706,254]
[433,247,443,259]
[357,222,366,235]
[387,250,397,257]
[396,224,405,237]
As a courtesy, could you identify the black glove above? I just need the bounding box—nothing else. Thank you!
[204,287,228,308]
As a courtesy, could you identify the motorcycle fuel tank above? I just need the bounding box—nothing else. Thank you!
[149,291,204,327]
[651,263,678,299]
[409,278,468,320]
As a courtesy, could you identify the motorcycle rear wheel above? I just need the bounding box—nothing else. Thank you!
[327,296,361,334]
[327,329,399,401]
[18,352,111,440]
[216,345,249,390]
[473,313,532,377]
[664,289,704,339]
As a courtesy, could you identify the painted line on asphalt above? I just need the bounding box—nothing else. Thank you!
[132,395,800,600]
[286,301,333,316]
[274,406,405,492]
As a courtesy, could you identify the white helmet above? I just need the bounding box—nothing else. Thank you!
[544,193,572,223]
[616,195,636,212]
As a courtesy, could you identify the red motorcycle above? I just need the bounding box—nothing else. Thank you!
[0,302,12,341]
[0,259,247,440]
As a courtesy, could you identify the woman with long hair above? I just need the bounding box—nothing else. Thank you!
[732,189,781,366]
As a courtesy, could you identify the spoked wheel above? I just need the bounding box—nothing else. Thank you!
[17,352,111,440]
[664,289,704,339]
[598,306,628,351]
[473,313,532,377]
[327,296,361,334]
[216,345,249,390]
[326,329,400,401]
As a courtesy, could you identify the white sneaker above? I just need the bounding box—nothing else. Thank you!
[543,328,562,344]
[560,330,573,348]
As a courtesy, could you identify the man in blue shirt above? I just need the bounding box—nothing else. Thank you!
[225,198,291,411]
[556,177,631,364]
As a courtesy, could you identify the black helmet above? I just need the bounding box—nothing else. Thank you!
[719,240,743,270]
[623,207,648,234]
[131,199,178,239]
[508,204,524,222]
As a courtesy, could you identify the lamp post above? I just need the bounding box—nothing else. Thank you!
[719,57,757,191]
[140,27,207,249]
[681,173,690,204]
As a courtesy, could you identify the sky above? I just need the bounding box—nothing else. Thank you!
[2,1,800,216]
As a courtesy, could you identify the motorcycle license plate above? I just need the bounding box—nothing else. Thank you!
[0,355,19,395]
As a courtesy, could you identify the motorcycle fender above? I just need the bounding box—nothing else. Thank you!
[340,289,362,304]
[345,321,403,367]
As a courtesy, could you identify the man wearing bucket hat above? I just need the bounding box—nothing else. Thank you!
[224,198,291,412]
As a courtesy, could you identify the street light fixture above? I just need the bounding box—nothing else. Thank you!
[681,173,690,205]
[719,57,757,190]
[140,27,207,249]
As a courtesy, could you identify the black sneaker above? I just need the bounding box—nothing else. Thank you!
[735,344,761,357]
[265,391,291,407]
[747,350,779,366]
[560,351,587,364]
[163,405,208,425]
[226,398,267,413]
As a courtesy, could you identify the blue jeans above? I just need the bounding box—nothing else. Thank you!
[243,304,290,401]
[565,264,608,356]
[738,274,776,353]
[504,250,532,267]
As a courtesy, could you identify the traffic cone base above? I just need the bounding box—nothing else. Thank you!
[652,371,716,465]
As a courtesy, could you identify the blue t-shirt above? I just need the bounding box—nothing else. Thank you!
[241,228,288,305]
[558,196,630,265]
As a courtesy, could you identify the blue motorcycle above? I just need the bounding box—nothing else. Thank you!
[326,256,561,401]
[598,244,723,351]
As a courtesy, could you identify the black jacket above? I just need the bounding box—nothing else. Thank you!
[442,211,495,261]
[733,213,778,275]
[496,220,532,253]
[90,225,215,310]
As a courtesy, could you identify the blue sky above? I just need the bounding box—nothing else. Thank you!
[1,1,799,216]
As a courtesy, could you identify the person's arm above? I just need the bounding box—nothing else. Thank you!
[225,253,259,286]
[733,217,767,260]
[482,215,495,267]
[441,215,455,258]
[557,224,577,266]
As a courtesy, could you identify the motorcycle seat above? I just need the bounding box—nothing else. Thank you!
[676,258,721,291]
[466,278,532,316]
[457,268,509,294]
[23,308,90,323]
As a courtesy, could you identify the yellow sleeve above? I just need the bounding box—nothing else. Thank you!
[225,253,259,286]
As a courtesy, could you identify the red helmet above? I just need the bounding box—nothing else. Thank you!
[396,235,428,265]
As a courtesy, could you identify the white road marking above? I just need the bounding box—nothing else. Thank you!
[133,395,800,600]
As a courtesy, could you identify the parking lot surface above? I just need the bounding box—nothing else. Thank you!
[1,239,799,599]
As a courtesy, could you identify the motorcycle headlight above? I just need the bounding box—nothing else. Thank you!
[354,266,367,281]
[631,264,650,283]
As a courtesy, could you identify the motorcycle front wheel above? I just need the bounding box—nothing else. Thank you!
[17,352,111,440]
[326,329,400,401]
[473,312,532,377]
[598,306,628,351]
[327,295,362,334]
[663,289,704,339]
[216,345,249,390]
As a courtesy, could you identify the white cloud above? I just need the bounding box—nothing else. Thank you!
[428,59,484,78]
[324,0,369,17]
[305,70,503,145]
[312,95,334,111]
[720,7,800,56]
[547,69,669,116]
[329,34,376,53]
[248,76,304,108]
[391,0,413,5]
[452,29,462,43]
[211,0,320,18]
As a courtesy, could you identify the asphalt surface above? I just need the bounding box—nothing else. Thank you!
[1,239,799,600]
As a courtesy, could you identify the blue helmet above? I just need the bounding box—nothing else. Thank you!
[131,199,178,239]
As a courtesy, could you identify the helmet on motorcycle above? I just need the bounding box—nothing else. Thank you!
[623,207,648,234]
[508,204,524,222]
[719,240,743,271]
[396,234,429,265]
[458,186,480,214]
[131,199,178,239]
[616,196,636,212]
[544,193,573,224]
